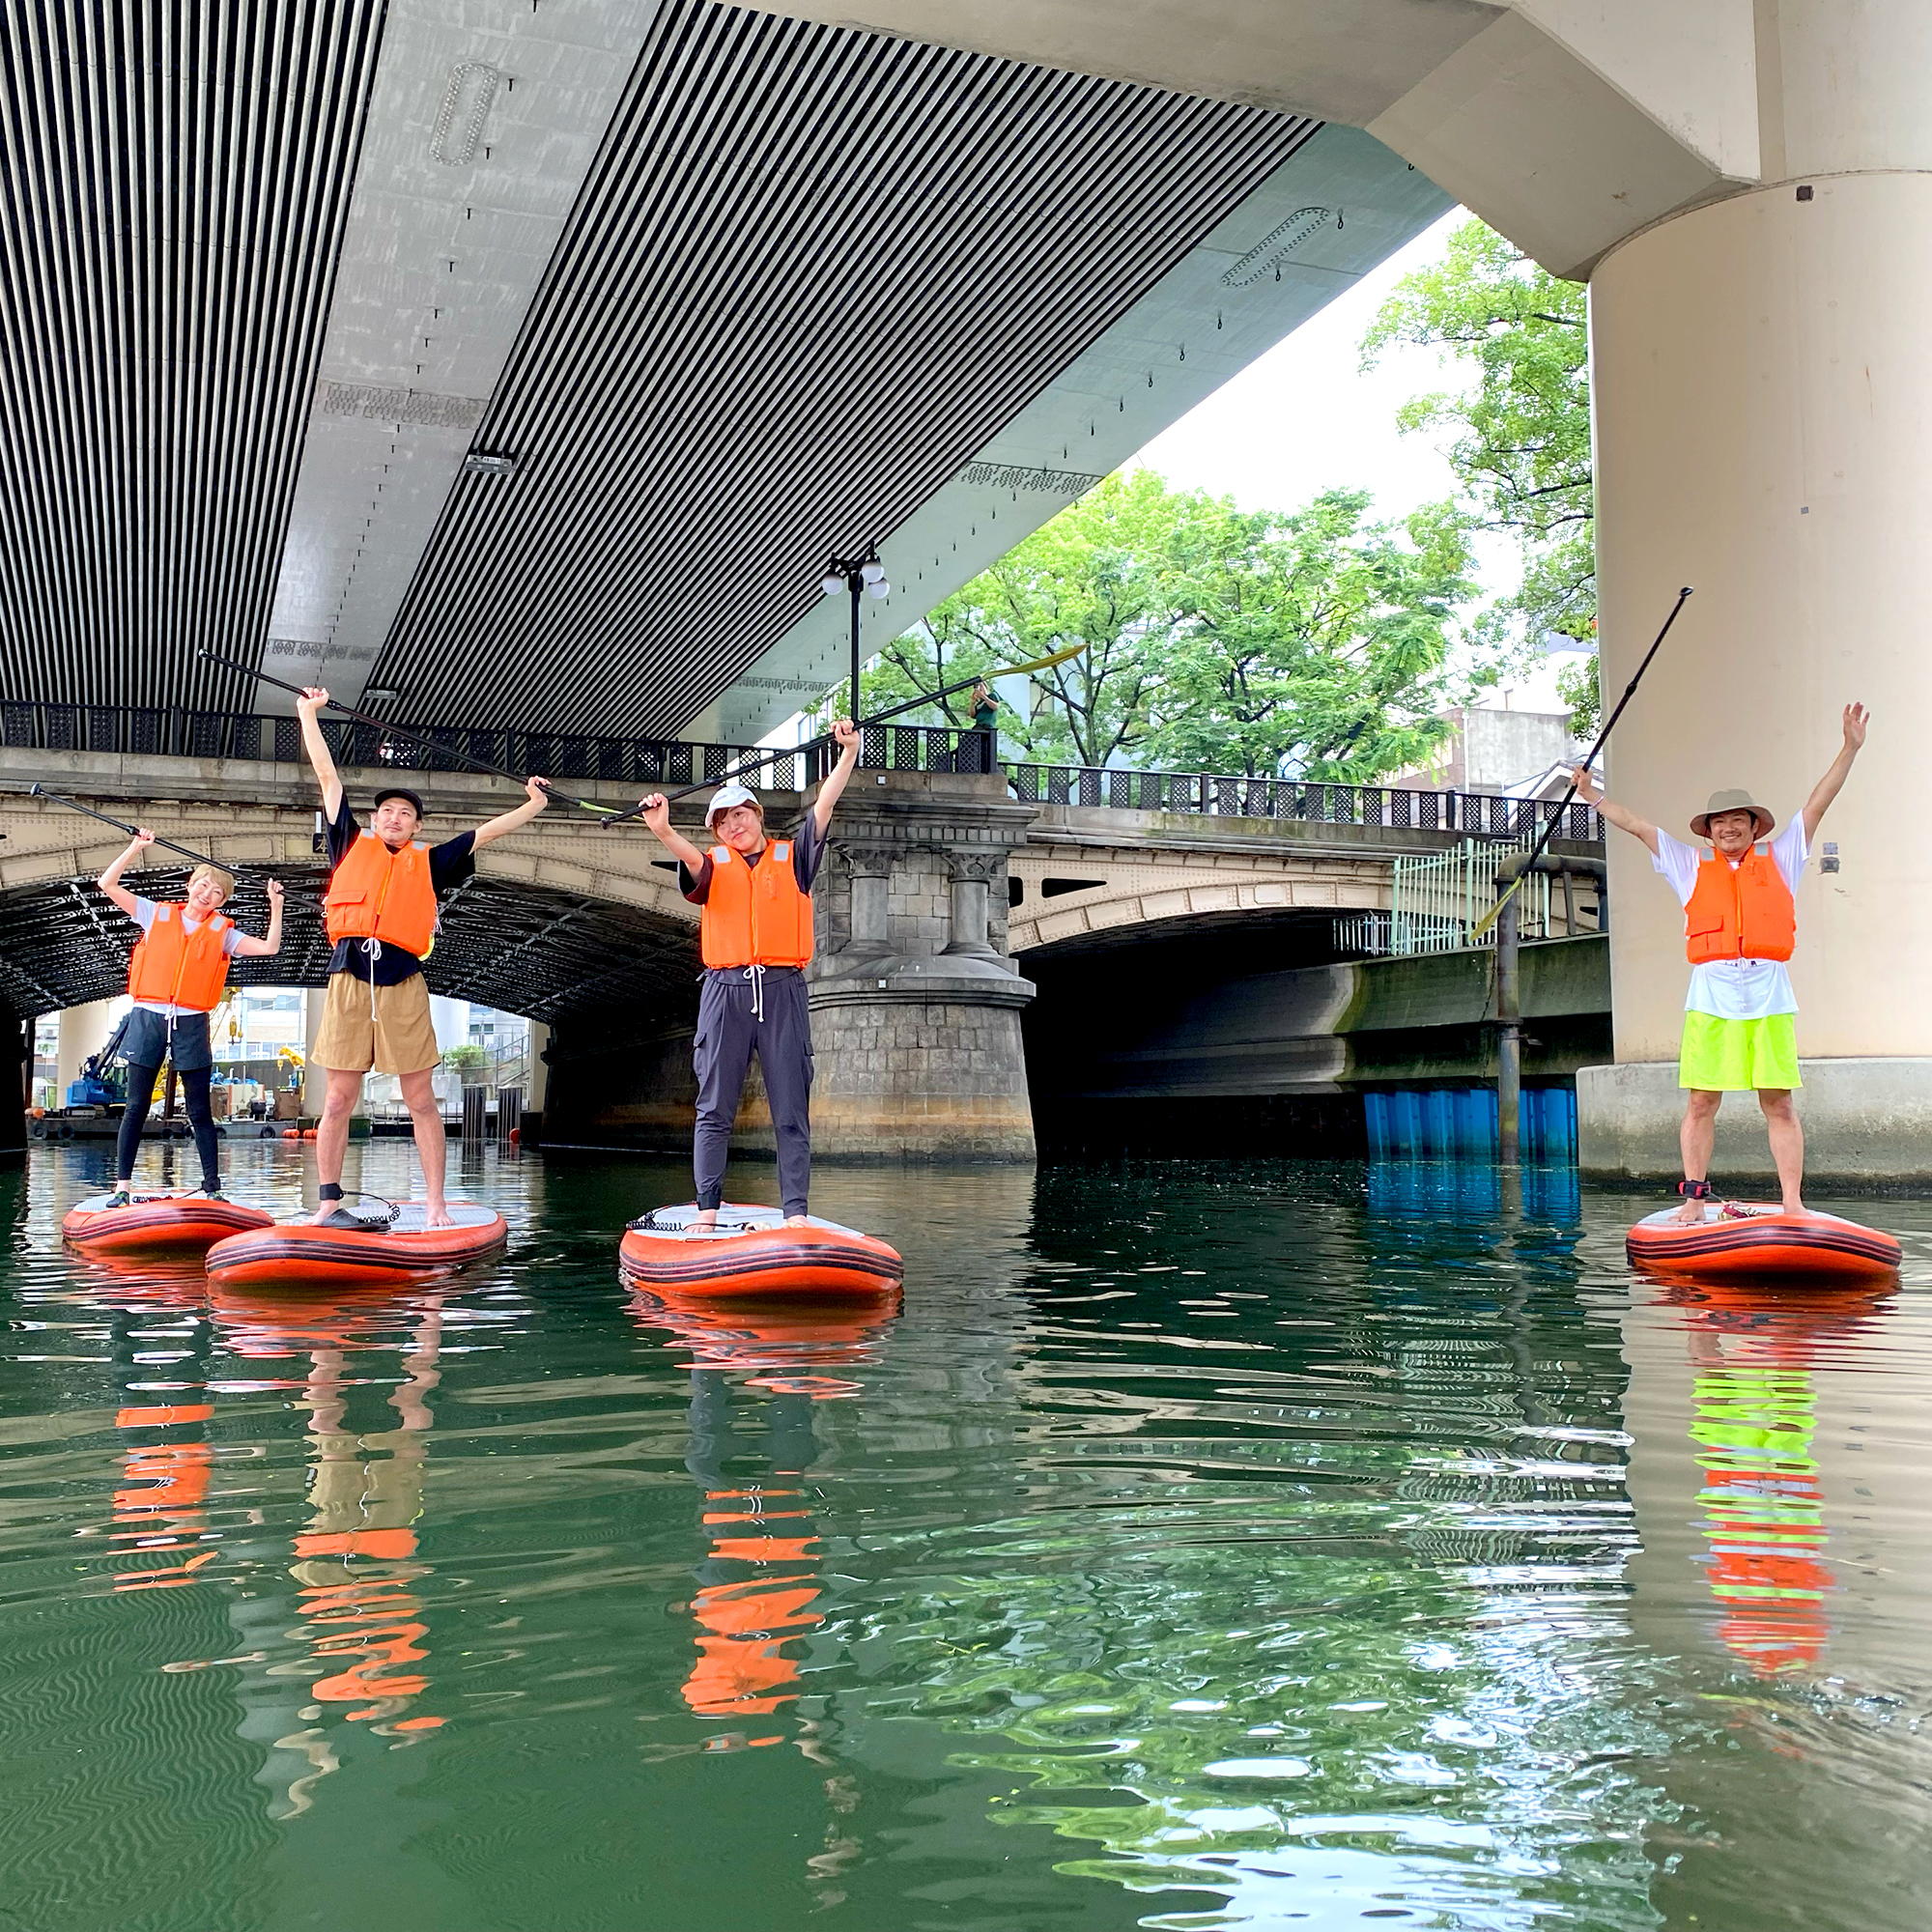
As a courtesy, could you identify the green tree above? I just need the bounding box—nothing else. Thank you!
[834,470,1474,778]
[1361,217,1593,647]
[1554,653,1601,739]
[1142,491,1472,779]
[840,469,1196,767]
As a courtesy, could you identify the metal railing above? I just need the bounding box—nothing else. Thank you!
[1009,763,1602,843]
[1,697,1596,844]
[1334,837,1605,959]
[0,697,987,792]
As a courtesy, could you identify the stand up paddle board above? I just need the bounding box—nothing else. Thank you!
[619,1203,903,1299]
[1627,1205,1901,1285]
[205,1202,507,1287]
[63,1190,273,1256]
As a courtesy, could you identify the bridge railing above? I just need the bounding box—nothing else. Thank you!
[0,697,797,791]
[0,698,992,793]
[1009,763,1603,843]
[1,699,1600,842]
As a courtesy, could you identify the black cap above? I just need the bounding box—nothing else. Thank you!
[371,786,426,818]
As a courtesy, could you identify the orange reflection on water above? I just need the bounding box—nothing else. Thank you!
[213,1286,450,1759]
[1664,1279,1894,1679]
[630,1288,899,1728]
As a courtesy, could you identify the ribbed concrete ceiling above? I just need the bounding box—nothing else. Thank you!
[0,0,1312,737]
[368,0,1316,739]
[0,1,386,709]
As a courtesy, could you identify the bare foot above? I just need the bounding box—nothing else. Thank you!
[425,1204,456,1231]
[783,1213,810,1228]
[1670,1199,1709,1226]
[692,1209,719,1234]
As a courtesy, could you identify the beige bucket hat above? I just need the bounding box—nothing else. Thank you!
[1690,788,1776,839]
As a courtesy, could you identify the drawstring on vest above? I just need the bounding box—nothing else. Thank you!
[361,938,383,1023]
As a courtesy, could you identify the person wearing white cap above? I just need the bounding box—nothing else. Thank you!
[1573,702,1868,1223]
[638,719,862,1227]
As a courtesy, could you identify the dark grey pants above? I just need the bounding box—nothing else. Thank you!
[693,966,813,1217]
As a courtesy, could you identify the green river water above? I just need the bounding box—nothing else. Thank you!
[4,1139,1931,1931]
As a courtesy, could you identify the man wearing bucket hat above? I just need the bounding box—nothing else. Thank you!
[1574,702,1869,1222]
[637,718,863,1228]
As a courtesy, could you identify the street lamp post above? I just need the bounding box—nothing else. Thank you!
[820,552,891,727]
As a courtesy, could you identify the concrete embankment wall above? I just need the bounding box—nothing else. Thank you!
[1026,935,1611,1155]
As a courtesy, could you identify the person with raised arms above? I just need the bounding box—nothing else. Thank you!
[637,719,862,1229]
[1574,702,1868,1223]
[297,686,552,1230]
[97,834,285,1205]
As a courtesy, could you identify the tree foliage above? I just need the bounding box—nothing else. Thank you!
[832,469,1474,780]
[1554,655,1601,740]
[1361,218,1593,648]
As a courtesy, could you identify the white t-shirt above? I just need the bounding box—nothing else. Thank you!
[1651,810,1808,1021]
[130,896,241,1018]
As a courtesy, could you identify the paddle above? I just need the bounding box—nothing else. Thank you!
[195,651,620,816]
[595,642,1090,827]
[1468,586,1693,943]
[20,783,323,904]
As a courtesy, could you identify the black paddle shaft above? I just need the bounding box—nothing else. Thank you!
[1520,585,1694,876]
[23,783,321,903]
[196,650,607,814]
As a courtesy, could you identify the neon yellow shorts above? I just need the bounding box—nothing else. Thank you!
[1679,1011,1802,1092]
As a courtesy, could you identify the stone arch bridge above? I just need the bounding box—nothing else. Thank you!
[0,746,1600,1157]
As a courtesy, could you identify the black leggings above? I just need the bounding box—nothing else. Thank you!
[117,1064,219,1190]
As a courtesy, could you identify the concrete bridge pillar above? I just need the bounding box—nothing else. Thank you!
[56,1000,117,1101]
[808,772,1037,1160]
[1579,4,1932,1179]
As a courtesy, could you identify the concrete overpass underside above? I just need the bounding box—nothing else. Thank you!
[0,0,1447,746]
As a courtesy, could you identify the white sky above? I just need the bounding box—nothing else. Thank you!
[1130,207,1580,714]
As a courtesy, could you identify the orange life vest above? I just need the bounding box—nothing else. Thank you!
[699,841,813,969]
[324,830,439,957]
[1685,849,1795,964]
[127,903,232,1011]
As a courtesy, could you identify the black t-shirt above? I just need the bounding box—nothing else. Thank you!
[679,814,825,904]
[325,798,476,983]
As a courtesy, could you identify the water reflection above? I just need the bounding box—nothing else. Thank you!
[5,1148,1932,1932]
[634,1290,899,1740]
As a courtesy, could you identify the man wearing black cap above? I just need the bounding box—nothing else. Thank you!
[297,686,552,1229]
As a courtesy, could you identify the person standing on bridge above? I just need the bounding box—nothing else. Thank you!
[97,833,285,1205]
[1574,702,1868,1224]
[296,687,552,1231]
[637,718,862,1229]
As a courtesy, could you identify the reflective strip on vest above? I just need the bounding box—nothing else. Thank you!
[324,831,440,957]
[698,840,813,968]
[127,903,232,1011]
[1685,849,1796,964]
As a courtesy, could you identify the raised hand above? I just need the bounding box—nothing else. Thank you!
[1843,701,1869,751]
[832,718,859,751]
[639,793,671,837]
[297,686,328,717]
[526,776,552,810]
[266,879,285,906]
[1569,764,1601,806]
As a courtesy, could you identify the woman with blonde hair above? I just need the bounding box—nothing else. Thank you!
[97,831,285,1204]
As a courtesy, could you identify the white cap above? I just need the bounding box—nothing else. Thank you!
[704,782,762,829]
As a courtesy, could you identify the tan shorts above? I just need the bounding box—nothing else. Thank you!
[312,970,440,1076]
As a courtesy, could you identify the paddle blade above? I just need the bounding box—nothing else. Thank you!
[1466,876,1519,944]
